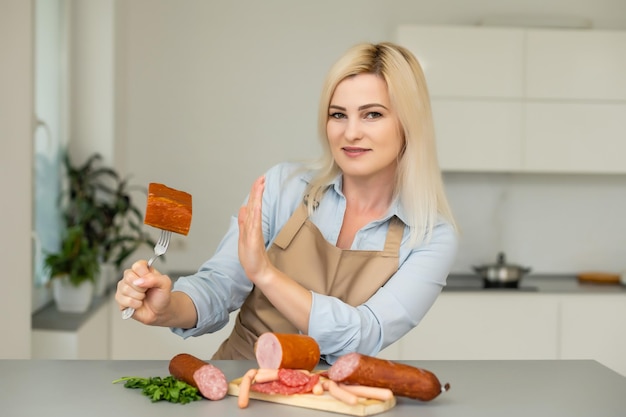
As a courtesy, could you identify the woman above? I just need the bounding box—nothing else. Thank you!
[116,42,458,364]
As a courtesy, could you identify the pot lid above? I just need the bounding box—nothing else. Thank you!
[475,252,529,270]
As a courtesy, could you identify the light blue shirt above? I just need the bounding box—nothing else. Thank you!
[172,162,458,363]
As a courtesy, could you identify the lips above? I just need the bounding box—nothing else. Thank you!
[342,147,371,156]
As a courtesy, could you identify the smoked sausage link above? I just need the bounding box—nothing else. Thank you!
[255,332,320,371]
[168,353,228,400]
[328,353,449,401]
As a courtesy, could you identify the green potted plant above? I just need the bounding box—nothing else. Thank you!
[44,151,156,310]
[44,225,100,313]
[63,152,155,279]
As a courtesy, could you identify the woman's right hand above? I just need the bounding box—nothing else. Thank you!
[115,260,173,325]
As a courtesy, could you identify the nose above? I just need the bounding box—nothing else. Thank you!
[344,118,363,141]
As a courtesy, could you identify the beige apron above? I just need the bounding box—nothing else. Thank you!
[212,199,404,360]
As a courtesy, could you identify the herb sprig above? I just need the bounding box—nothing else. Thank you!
[112,376,202,404]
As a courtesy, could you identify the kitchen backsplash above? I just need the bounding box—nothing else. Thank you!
[444,172,626,275]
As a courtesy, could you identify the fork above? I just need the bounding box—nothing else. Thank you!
[121,230,172,320]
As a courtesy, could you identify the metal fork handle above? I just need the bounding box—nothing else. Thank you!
[121,230,170,320]
[121,258,158,320]
[121,306,136,320]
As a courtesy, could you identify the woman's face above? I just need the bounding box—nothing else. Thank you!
[326,73,404,182]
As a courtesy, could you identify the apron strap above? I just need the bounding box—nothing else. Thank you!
[381,216,405,257]
[272,203,308,249]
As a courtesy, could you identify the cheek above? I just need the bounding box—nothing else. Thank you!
[326,122,341,142]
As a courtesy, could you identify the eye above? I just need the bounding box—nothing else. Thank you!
[329,112,346,119]
[364,111,382,119]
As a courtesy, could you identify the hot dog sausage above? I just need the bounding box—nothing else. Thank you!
[328,353,449,401]
[237,369,257,409]
[255,332,320,371]
[338,384,394,401]
[168,353,228,400]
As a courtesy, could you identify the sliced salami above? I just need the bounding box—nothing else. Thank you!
[278,369,311,387]
[251,373,320,395]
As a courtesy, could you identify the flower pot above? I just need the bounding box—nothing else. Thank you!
[104,262,121,287]
[52,275,94,313]
[94,262,116,298]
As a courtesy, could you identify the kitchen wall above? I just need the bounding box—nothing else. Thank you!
[106,0,626,277]
[1,0,33,359]
[3,0,626,359]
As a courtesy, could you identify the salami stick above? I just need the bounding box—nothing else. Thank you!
[328,353,449,401]
[168,353,228,400]
[255,332,320,371]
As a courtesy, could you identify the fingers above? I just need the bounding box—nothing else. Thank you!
[115,260,169,311]
[238,176,269,282]
[239,175,265,230]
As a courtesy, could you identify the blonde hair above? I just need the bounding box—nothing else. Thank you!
[306,42,456,246]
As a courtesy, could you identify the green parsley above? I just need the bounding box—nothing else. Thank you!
[112,376,202,404]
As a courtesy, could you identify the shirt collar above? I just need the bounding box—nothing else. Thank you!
[324,172,409,227]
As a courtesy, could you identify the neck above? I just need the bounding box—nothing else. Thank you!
[342,175,394,215]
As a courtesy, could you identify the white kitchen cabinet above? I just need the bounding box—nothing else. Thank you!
[32,298,110,360]
[526,29,626,101]
[109,296,237,360]
[396,293,560,360]
[396,24,626,174]
[433,99,523,171]
[396,25,524,98]
[559,295,626,377]
[524,102,626,173]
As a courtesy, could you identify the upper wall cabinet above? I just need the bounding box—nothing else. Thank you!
[397,25,626,174]
[397,25,525,98]
[431,99,524,172]
[526,29,626,101]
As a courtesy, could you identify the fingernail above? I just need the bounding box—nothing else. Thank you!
[133,278,145,286]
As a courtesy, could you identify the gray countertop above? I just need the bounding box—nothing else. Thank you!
[32,273,625,333]
[1,359,625,416]
[445,273,626,294]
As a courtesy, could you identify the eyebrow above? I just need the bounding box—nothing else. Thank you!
[329,103,389,111]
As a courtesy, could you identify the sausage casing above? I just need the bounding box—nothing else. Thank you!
[328,353,449,401]
[255,332,320,371]
[168,353,228,400]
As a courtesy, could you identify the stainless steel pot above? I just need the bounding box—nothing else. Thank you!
[473,252,531,288]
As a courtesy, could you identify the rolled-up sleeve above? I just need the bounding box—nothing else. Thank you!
[308,220,458,364]
[170,215,253,338]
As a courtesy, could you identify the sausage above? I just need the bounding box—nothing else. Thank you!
[338,384,394,401]
[254,368,279,383]
[327,353,449,401]
[168,353,228,400]
[324,380,359,405]
[312,380,324,395]
[254,332,320,371]
[238,369,257,409]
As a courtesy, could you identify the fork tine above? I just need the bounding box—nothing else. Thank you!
[157,230,168,246]
[162,230,172,247]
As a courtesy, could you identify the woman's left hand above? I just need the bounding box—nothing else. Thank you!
[238,175,272,284]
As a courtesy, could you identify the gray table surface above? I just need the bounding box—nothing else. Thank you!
[1,359,625,417]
